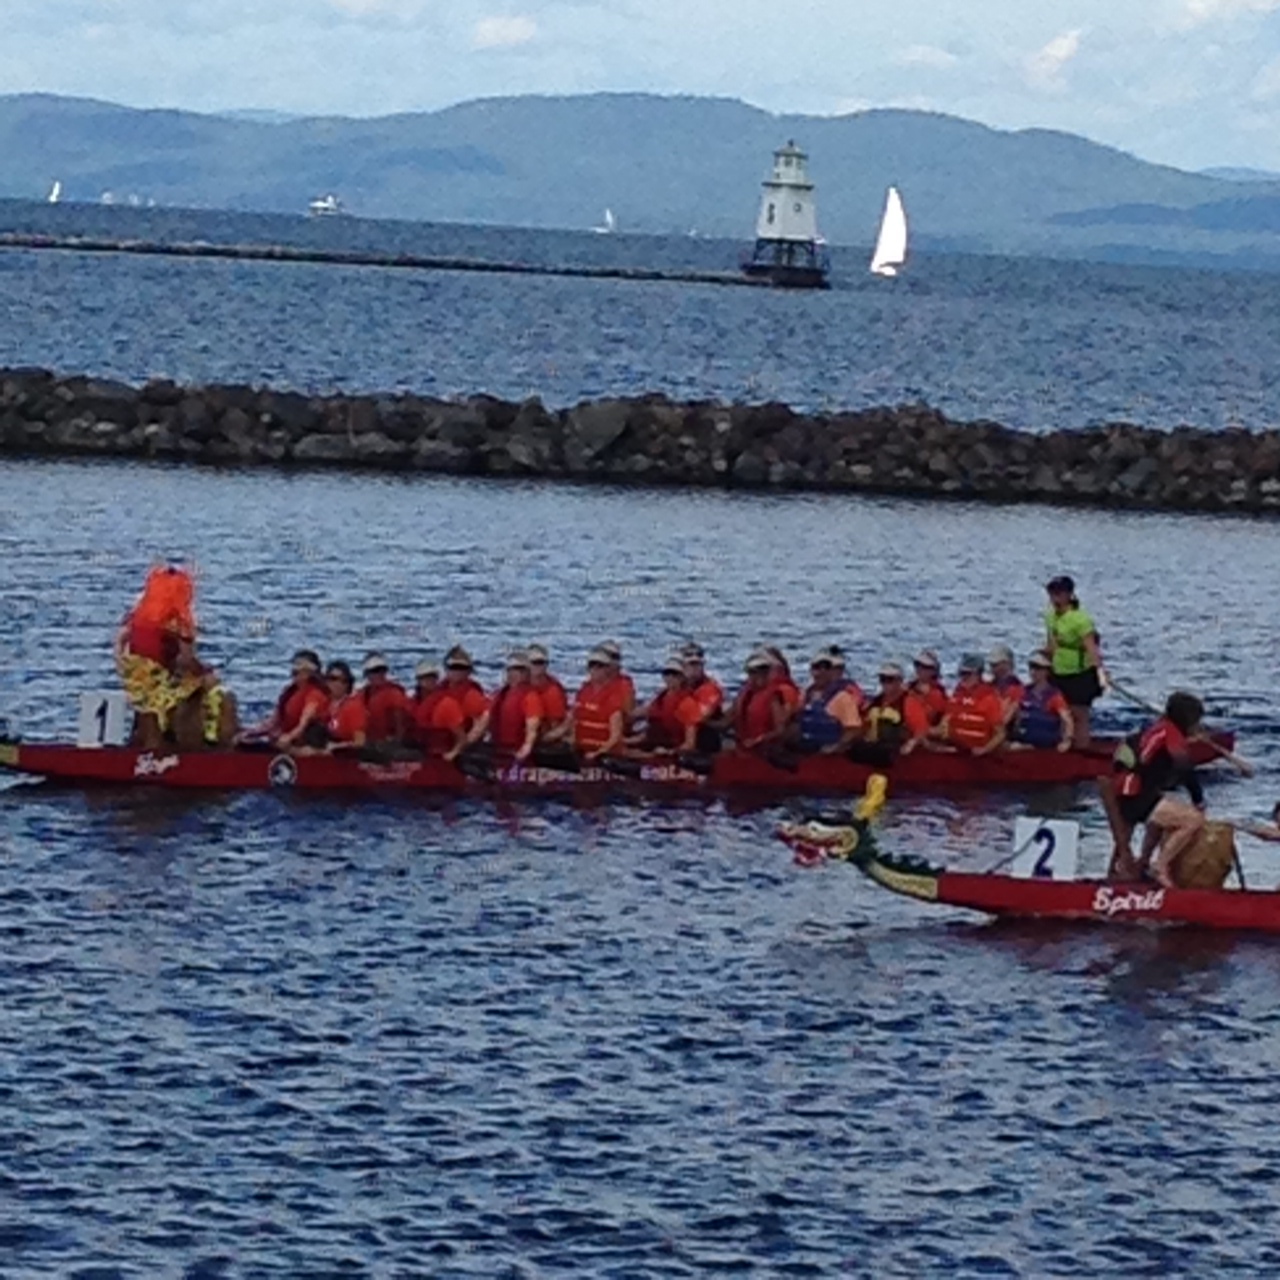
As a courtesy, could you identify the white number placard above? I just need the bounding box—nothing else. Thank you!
[77,692,129,748]
[1010,818,1080,880]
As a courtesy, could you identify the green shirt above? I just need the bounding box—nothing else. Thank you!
[1045,606,1096,676]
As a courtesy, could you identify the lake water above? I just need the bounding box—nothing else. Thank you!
[3,454,1280,1275]
[1,202,1280,432]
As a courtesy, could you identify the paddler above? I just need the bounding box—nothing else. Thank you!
[359,652,411,745]
[1045,574,1109,749]
[986,644,1024,725]
[428,647,491,762]
[527,644,569,740]
[794,646,865,755]
[238,649,331,750]
[1010,651,1073,752]
[409,659,446,750]
[486,650,543,763]
[862,661,932,757]
[553,645,627,761]
[114,562,206,748]
[1099,691,1207,886]
[679,642,725,752]
[630,656,702,754]
[730,650,790,751]
[764,646,803,721]
[598,640,637,728]
[908,650,949,726]
[939,654,1007,755]
[321,660,367,751]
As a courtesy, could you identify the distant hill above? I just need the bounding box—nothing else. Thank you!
[3,91,1280,264]
[1199,166,1280,183]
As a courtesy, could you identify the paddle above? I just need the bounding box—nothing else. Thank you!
[1108,679,1254,778]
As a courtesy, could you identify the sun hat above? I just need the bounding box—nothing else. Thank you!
[362,652,390,675]
[810,644,845,668]
[444,645,473,670]
[745,649,773,672]
[662,656,685,675]
[598,640,623,663]
[914,649,940,671]
[878,661,905,679]
[587,646,613,666]
[527,643,550,664]
[415,659,440,679]
[506,649,531,669]
[988,644,1014,667]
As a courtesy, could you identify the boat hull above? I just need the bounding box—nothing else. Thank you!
[0,734,1234,796]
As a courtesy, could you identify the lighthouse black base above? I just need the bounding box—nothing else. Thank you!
[742,238,830,290]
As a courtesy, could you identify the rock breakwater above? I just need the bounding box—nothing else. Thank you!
[1,368,1276,516]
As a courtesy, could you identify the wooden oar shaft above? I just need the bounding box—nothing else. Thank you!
[1108,680,1253,777]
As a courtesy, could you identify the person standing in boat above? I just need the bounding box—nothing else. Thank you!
[1099,691,1207,886]
[115,562,207,749]
[1010,651,1073,752]
[1044,575,1108,749]
[939,655,1007,755]
[794,646,865,755]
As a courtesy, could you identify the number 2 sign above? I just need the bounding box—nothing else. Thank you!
[1010,818,1080,881]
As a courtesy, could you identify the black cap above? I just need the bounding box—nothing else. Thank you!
[1046,575,1075,595]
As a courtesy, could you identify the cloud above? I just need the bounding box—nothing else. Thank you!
[1178,0,1280,26]
[472,14,537,49]
[1024,28,1083,92]
[895,44,958,69]
[1250,53,1280,98]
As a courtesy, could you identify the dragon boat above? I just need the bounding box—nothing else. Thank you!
[0,732,1235,797]
[778,777,1280,934]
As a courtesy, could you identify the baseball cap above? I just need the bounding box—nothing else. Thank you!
[506,649,531,669]
[914,649,940,671]
[662,656,685,675]
[362,652,390,675]
[415,659,440,679]
[878,661,904,679]
[745,649,773,672]
[1029,650,1053,669]
[958,653,985,674]
[988,644,1014,667]
[291,648,321,673]
[1046,575,1075,595]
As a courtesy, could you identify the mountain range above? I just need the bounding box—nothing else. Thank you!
[3,91,1280,266]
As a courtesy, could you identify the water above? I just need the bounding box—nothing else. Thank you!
[2,205,1280,431]
[4,458,1280,1274]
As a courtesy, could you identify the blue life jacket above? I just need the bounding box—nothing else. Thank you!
[1015,684,1061,749]
[799,682,845,747]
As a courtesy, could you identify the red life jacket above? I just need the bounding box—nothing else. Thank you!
[947,686,1002,750]
[411,686,450,751]
[736,683,779,743]
[276,678,330,733]
[646,688,693,747]
[363,681,409,743]
[489,685,538,751]
[574,681,624,751]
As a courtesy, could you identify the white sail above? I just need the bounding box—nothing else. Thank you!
[869,186,908,277]
[48,181,62,204]
[593,207,616,234]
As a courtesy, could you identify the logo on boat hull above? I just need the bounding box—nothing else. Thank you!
[268,755,298,787]
[1092,886,1166,917]
[134,752,179,779]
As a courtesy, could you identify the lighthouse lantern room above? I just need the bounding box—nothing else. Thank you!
[742,141,830,289]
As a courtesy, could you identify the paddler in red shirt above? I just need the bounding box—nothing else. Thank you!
[528,643,569,739]
[359,652,411,745]
[597,640,637,729]
[552,645,628,761]
[409,659,447,749]
[940,654,1007,755]
[909,649,950,726]
[679,642,725,752]
[321,660,367,752]
[731,650,790,750]
[486,651,544,762]
[630,656,703,754]
[764,645,803,722]
[238,649,331,750]
[430,647,491,762]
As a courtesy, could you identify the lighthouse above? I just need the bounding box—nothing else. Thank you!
[742,141,830,289]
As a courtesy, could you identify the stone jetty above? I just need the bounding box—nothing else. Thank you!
[1,367,1277,516]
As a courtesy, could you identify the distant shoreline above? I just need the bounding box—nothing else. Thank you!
[1,368,1276,517]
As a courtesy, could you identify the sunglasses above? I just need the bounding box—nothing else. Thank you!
[879,674,901,683]
[446,663,472,672]
[530,659,548,666]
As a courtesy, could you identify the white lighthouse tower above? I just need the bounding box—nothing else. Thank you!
[742,140,830,289]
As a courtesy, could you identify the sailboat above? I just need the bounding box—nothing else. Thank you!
[869,186,908,277]
[592,208,617,234]
[47,181,62,205]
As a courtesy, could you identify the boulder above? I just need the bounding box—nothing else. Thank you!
[563,400,631,472]
[293,434,355,463]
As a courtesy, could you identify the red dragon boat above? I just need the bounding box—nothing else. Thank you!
[778,776,1280,933]
[0,732,1237,796]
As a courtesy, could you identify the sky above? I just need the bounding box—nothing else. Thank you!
[4,0,1280,171]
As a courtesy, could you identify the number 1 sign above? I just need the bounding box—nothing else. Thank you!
[1009,818,1081,881]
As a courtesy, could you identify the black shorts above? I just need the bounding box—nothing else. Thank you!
[1052,668,1102,708]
